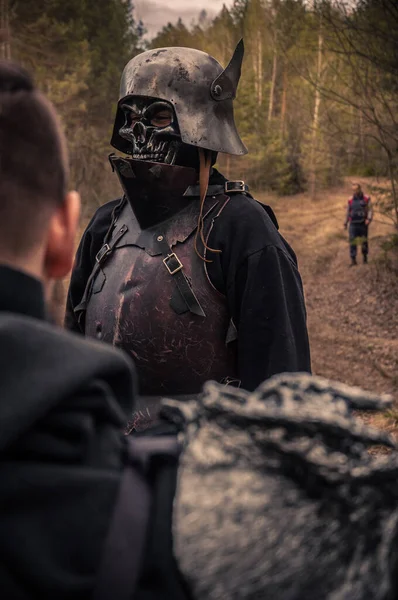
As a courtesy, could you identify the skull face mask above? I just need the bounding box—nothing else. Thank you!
[109,43,247,228]
[119,97,200,169]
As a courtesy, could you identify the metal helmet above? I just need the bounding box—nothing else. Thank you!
[110,40,247,157]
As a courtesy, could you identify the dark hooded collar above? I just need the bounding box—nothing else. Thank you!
[0,265,46,321]
[209,167,228,186]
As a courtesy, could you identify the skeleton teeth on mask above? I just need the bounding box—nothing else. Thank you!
[120,128,173,162]
[131,152,166,161]
[164,142,178,165]
[118,98,183,165]
[146,136,155,151]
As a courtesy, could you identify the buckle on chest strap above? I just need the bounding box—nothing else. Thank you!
[163,253,183,275]
[225,180,246,193]
[96,243,111,264]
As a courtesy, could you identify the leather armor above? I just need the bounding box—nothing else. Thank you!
[81,191,238,397]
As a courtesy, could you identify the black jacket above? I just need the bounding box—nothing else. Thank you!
[65,169,311,391]
[0,266,185,600]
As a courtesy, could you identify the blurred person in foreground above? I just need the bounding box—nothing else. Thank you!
[2,61,398,600]
[0,60,137,598]
[344,182,373,266]
[64,40,311,428]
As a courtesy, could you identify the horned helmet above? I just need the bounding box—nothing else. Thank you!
[110,41,247,167]
[109,42,247,232]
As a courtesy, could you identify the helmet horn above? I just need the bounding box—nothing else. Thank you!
[210,39,244,102]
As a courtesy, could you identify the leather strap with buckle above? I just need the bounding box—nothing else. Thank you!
[163,252,183,275]
[74,223,128,324]
[156,234,206,317]
[96,243,112,264]
[225,180,249,194]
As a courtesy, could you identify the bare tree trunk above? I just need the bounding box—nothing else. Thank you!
[309,23,323,200]
[280,67,287,137]
[0,0,11,59]
[268,44,278,121]
[0,0,4,59]
[257,30,263,107]
[252,29,263,127]
[358,109,365,163]
[253,42,259,108]
[346,104,354,171]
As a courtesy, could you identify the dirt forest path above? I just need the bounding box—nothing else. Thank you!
[257,179,398,434]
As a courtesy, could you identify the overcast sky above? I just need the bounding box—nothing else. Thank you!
[134,0,234,39]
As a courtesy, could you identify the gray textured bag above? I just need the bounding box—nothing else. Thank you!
[168,373,397,600]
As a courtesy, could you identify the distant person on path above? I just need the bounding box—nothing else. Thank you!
[344,183,373,266]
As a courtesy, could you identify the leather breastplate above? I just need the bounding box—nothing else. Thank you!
[84,194,238,396]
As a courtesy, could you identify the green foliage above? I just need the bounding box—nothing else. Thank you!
[150,0,398,205]
[10,0,145,215]
[242,125,304,194]
[381,234,398,253]
[376,233,398,289]
[316,0,398,221]
[7,0,398,206]
[149,0,343,195]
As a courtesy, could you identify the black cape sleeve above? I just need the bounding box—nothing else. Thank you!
[64,200,120,332]
[233,245,311,390]
[207,194,311,391]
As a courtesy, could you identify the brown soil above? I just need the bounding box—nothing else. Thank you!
[257,178,398,439]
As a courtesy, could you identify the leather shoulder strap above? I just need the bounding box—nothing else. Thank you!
[74,223,128,329]
[156,233,206,317]
[92,435,181,600]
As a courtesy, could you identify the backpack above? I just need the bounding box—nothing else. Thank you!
[349,194,370,223]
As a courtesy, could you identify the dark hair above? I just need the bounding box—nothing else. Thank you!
[0,61,68,256]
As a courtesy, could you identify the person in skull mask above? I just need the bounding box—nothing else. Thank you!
[65,41,311,424]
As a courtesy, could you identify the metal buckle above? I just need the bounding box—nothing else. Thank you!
[95,243,111,264]
[225,180,245,193]
[163,253,183,275]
